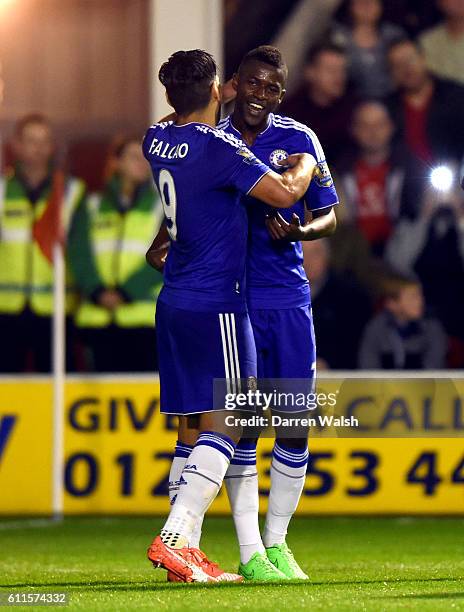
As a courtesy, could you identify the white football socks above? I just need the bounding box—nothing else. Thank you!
[168,441,192,506]
[225,440,265,564]
[161,431,235,549]
[263,442,309,548]
[168,441,203,548]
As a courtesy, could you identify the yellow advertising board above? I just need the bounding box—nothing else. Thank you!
[0,376,463,515]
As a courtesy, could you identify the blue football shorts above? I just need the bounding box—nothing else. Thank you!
[156,299,257,415]
[249,306,316,414]
[249,306,316,378]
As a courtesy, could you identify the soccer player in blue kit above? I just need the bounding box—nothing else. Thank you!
[143,49,317,583]
[217,46,339,581]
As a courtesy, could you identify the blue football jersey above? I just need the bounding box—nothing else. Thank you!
[142,121,270,312]
[218,113,339,309]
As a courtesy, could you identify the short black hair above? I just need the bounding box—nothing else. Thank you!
[238,45,288,79]
[305,43,346,65]
[158,49,217,115]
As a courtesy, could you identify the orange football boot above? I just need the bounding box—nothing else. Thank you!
[147,535,216,583]
[167,547,243,583]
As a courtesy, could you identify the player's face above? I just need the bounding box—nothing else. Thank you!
[234,60,286,128]
[388,43,428,92]
[14,122,54,168]
[352,103,393,153]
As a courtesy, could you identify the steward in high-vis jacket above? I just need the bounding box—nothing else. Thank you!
[0,114,85,372]
[69,138,163,372]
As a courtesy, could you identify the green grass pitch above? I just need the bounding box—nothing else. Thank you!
[0,517,463,611]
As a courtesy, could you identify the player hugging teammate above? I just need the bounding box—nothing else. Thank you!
[144,46,338,583]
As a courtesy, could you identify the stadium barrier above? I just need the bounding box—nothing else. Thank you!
[1,373,463,515]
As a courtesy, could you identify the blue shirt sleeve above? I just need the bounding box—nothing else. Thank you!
[207,130,270,195]
[300,131,339,211]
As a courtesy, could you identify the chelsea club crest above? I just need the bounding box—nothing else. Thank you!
[269,149,288,169]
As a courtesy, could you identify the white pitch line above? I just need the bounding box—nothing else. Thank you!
[0,517,132,531]
[0,518,62,531]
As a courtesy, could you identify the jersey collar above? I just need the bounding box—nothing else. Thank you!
[172,121,213,128]
[228,113,273,140]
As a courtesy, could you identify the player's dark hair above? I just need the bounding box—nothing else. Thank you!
[305,43,346,65]
[158,49,217,115]
[238,45,288,79]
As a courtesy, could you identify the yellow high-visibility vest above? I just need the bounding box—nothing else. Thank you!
[0,173,85,316]
[74,191,163,328]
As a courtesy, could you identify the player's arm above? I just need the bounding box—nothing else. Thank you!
[266,205,337,241]
[249,153,317,209]
[146,220,170,271]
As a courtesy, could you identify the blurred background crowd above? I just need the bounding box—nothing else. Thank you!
[1,0,464,373]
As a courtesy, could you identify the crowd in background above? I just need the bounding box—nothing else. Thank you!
[1,0,464,373]
[282,0,464,371]
[0,116,163,373]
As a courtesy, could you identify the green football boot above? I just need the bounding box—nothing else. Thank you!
[238,551,289,581]
[265,542,309,579]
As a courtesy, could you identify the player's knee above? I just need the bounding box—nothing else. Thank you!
[200,410,243,443]
[178,415,200,446]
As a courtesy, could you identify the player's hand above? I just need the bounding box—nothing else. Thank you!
[98,289,125,310]
[278,153,317,173]
[146,242,170,271]
[266,212,306,241]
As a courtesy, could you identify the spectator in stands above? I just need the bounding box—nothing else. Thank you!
[0,114,85,373]
[419,0,464,86]
[387,38,464,164]
[331,0,406,98]
[280,43,357,161]
[385,163,464,351]
[383,1,441,37]
[69,137,163,372]
[358,273,447,369]
[336,100,409,256]
[303,238,372,369]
